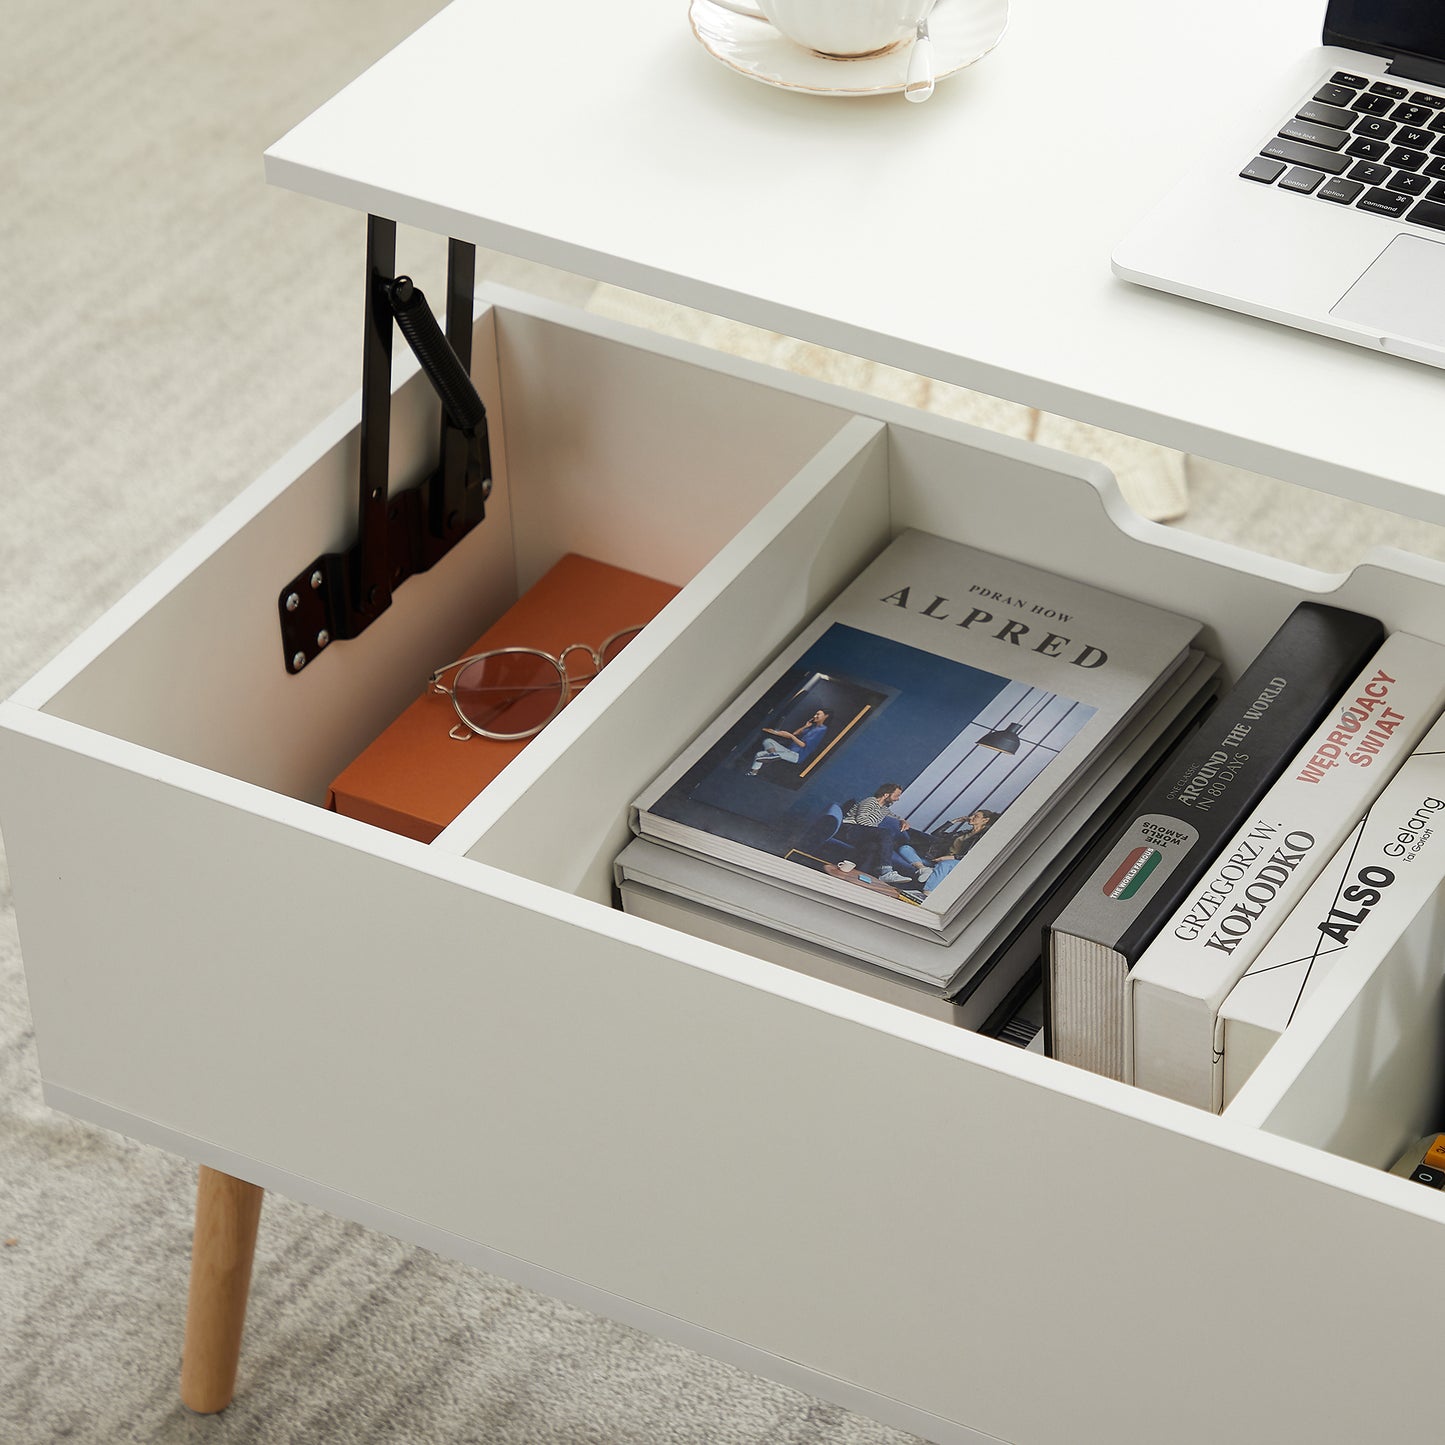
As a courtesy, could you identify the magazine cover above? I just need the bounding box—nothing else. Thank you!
[619,650,1219,983]
[632,530,1202,932]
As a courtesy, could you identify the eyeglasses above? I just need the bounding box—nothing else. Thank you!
[428,626,644,741]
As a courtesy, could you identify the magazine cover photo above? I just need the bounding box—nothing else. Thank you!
[648,622,1097,906]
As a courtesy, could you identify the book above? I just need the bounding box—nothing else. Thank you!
[639,646,1219,949]
[618,879,975,1026]
[329,554,678,841]
[616,649,1220,989]
[627,645,1217,944]
[1216,707,1445,1108]
[621,873,1057,1036]
[631,529,1203,936]
[1125,630,1445,1110]
[1045,601,1385,1081]
[993,985,1047,1052]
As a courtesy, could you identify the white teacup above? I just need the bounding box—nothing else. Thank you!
[709,0,932,58]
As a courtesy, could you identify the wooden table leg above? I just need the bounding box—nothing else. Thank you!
[180,1165,265,1414]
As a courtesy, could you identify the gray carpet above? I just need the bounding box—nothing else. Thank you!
[4,4,1445,1443]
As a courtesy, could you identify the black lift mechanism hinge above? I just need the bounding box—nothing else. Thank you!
[278,217,492,674]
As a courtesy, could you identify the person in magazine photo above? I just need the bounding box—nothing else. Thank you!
[820,812,1001,903]
[646,622,1096,895]
[828,786,992,887]
[821,803,1002,901]
[747,708,832,775]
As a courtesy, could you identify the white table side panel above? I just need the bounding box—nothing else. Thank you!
[4,719,1445,1445]
[35,1081,1007,1445]
[1226,893,1445,1162]
[490,306,856,594]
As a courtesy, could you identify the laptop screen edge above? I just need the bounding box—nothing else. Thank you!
[1323,1,1445,67]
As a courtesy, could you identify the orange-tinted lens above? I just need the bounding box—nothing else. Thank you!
[454,651,564,738]
[599,627,643,666]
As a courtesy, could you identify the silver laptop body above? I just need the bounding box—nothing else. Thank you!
[1115,5,1445,367]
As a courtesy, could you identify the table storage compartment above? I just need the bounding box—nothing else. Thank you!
[6,289,1445,1445]
[1227,887,1445,1164]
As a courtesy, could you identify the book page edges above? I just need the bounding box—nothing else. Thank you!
[1129,975,1220,1109]
[1049,933,1128,1079]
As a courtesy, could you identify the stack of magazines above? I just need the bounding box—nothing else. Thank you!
[616,529,1219,1033]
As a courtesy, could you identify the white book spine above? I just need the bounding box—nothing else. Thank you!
[1125,631,1445,1111]
[1217,709,1445,1107]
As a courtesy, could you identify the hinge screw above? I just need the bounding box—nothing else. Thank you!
[316,630,330,649]
[310,570,323,589]
[285,592,299,613]
[292,651,307,671]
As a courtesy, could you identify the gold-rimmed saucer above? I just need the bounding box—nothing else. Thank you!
[688,0,1008,97]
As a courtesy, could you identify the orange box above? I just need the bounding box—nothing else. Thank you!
[329,554,678,841]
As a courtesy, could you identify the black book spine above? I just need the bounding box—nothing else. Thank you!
[1049,602,1385,968]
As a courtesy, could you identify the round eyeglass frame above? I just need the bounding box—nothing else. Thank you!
[429,626,644,742]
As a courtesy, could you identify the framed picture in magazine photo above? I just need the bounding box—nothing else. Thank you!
[652,620,1098,879]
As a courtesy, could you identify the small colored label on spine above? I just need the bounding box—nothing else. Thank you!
[1103,846,1161,900]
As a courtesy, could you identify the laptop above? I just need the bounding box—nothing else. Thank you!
[1113,2,1445,367]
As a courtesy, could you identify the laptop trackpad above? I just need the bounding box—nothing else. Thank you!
[1332,234,1445,354]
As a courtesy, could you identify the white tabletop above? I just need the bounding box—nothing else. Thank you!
[265,0,1445,525]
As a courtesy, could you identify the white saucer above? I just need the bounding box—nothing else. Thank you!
[688,0,1008,97]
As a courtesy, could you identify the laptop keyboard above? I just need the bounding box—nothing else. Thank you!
[1241,71,1445,232]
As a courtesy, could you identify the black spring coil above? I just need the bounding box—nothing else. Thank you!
[385,276,487,437]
